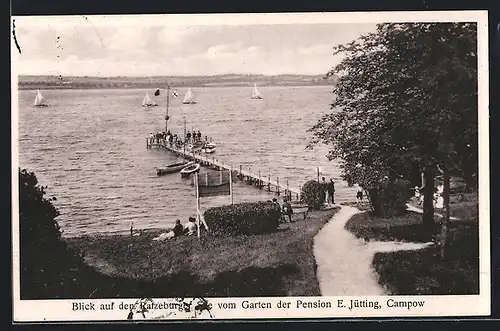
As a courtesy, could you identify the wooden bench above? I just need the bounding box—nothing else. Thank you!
[280,204,310,222]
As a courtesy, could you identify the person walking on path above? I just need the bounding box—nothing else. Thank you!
[282,198,293,223]
[327,179,335,205]
[321,177,328,205]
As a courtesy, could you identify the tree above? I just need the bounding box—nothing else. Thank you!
[19,168,83,299]
[309,23,478,249]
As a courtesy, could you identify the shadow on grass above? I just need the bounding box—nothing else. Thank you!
[22,262,299,299]
[204,264,299,297]
[372,223,479,295]
[344,211,438,243]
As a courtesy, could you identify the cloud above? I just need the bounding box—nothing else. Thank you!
[13,18,377,76]
[297,44,333,55]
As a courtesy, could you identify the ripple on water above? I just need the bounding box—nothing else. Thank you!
[18,87,359,237]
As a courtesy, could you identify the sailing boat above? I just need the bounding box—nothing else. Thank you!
[142,92,158,107]
[251,83,263,99]
[33,89,48,107]
[182,88,197,104]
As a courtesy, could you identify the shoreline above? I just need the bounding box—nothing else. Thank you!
[17,83,334,91]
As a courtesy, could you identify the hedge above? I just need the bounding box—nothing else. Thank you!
[204,201,281,235]
[300,180,325,210]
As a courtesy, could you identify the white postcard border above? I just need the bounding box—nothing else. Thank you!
[11,10,491,322]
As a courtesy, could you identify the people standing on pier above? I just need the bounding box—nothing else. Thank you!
[197,130,202,142]
[327,179,335,205]
[168,132,173,146]
[186,131,192,143]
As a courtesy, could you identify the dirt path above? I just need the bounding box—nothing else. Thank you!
[313,205,433,296]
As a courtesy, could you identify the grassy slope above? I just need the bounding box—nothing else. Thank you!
[65,208,339,298]
[344,193,479,295]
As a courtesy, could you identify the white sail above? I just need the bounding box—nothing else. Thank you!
[182,88,196,104]
[142,92,157,107]
[251,84,263,99]
[142,93,149,106]
[33,89,47,107]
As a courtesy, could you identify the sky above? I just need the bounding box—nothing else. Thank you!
[12,14,378,77]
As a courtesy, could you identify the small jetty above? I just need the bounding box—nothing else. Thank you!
[147,137,302,202]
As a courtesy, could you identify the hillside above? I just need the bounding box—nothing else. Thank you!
[17,74,338,90]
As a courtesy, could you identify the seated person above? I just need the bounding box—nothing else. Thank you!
[184,217,197,236]
[152,219,185,241]
[172,219,184,237]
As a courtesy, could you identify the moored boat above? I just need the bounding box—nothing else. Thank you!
[180,163,200,177]
[201,142,217,154]
[157,161,193,176]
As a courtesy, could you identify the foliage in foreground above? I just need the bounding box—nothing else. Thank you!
[344,198,479,295]
[19,169,86,299]
[204,201,281,235]
[309,22,478,221]
[372,221,479,295]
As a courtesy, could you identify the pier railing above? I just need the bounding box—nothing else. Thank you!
[147,137,302,202]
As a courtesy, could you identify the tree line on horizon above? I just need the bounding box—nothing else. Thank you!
[18,73,339,89]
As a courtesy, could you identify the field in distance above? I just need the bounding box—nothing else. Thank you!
[18,74,338,90]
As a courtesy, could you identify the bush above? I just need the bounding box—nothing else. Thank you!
[300,180,325,210]
[204,201,281,235]
[19,169,84,299]
[367,178,413,217]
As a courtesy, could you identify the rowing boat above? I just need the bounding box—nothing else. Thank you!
[180,163,201,177]
[157,161,194,176]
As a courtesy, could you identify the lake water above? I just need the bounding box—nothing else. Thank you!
[17,86,358,237]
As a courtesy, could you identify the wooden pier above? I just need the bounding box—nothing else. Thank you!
[147,138,302,202]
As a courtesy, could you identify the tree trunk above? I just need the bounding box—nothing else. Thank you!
[364,188,375,212]
[368,189,383,217]
[460,182,468,202]
[422,169,435,237]
[441,169,450,260]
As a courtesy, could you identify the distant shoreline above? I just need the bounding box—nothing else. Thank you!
[17,74,338,90]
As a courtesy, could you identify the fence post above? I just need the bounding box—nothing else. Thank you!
[258,171,262,188]
[268,174,271,192]
[286,180,290,200]
[277,177,280,195]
